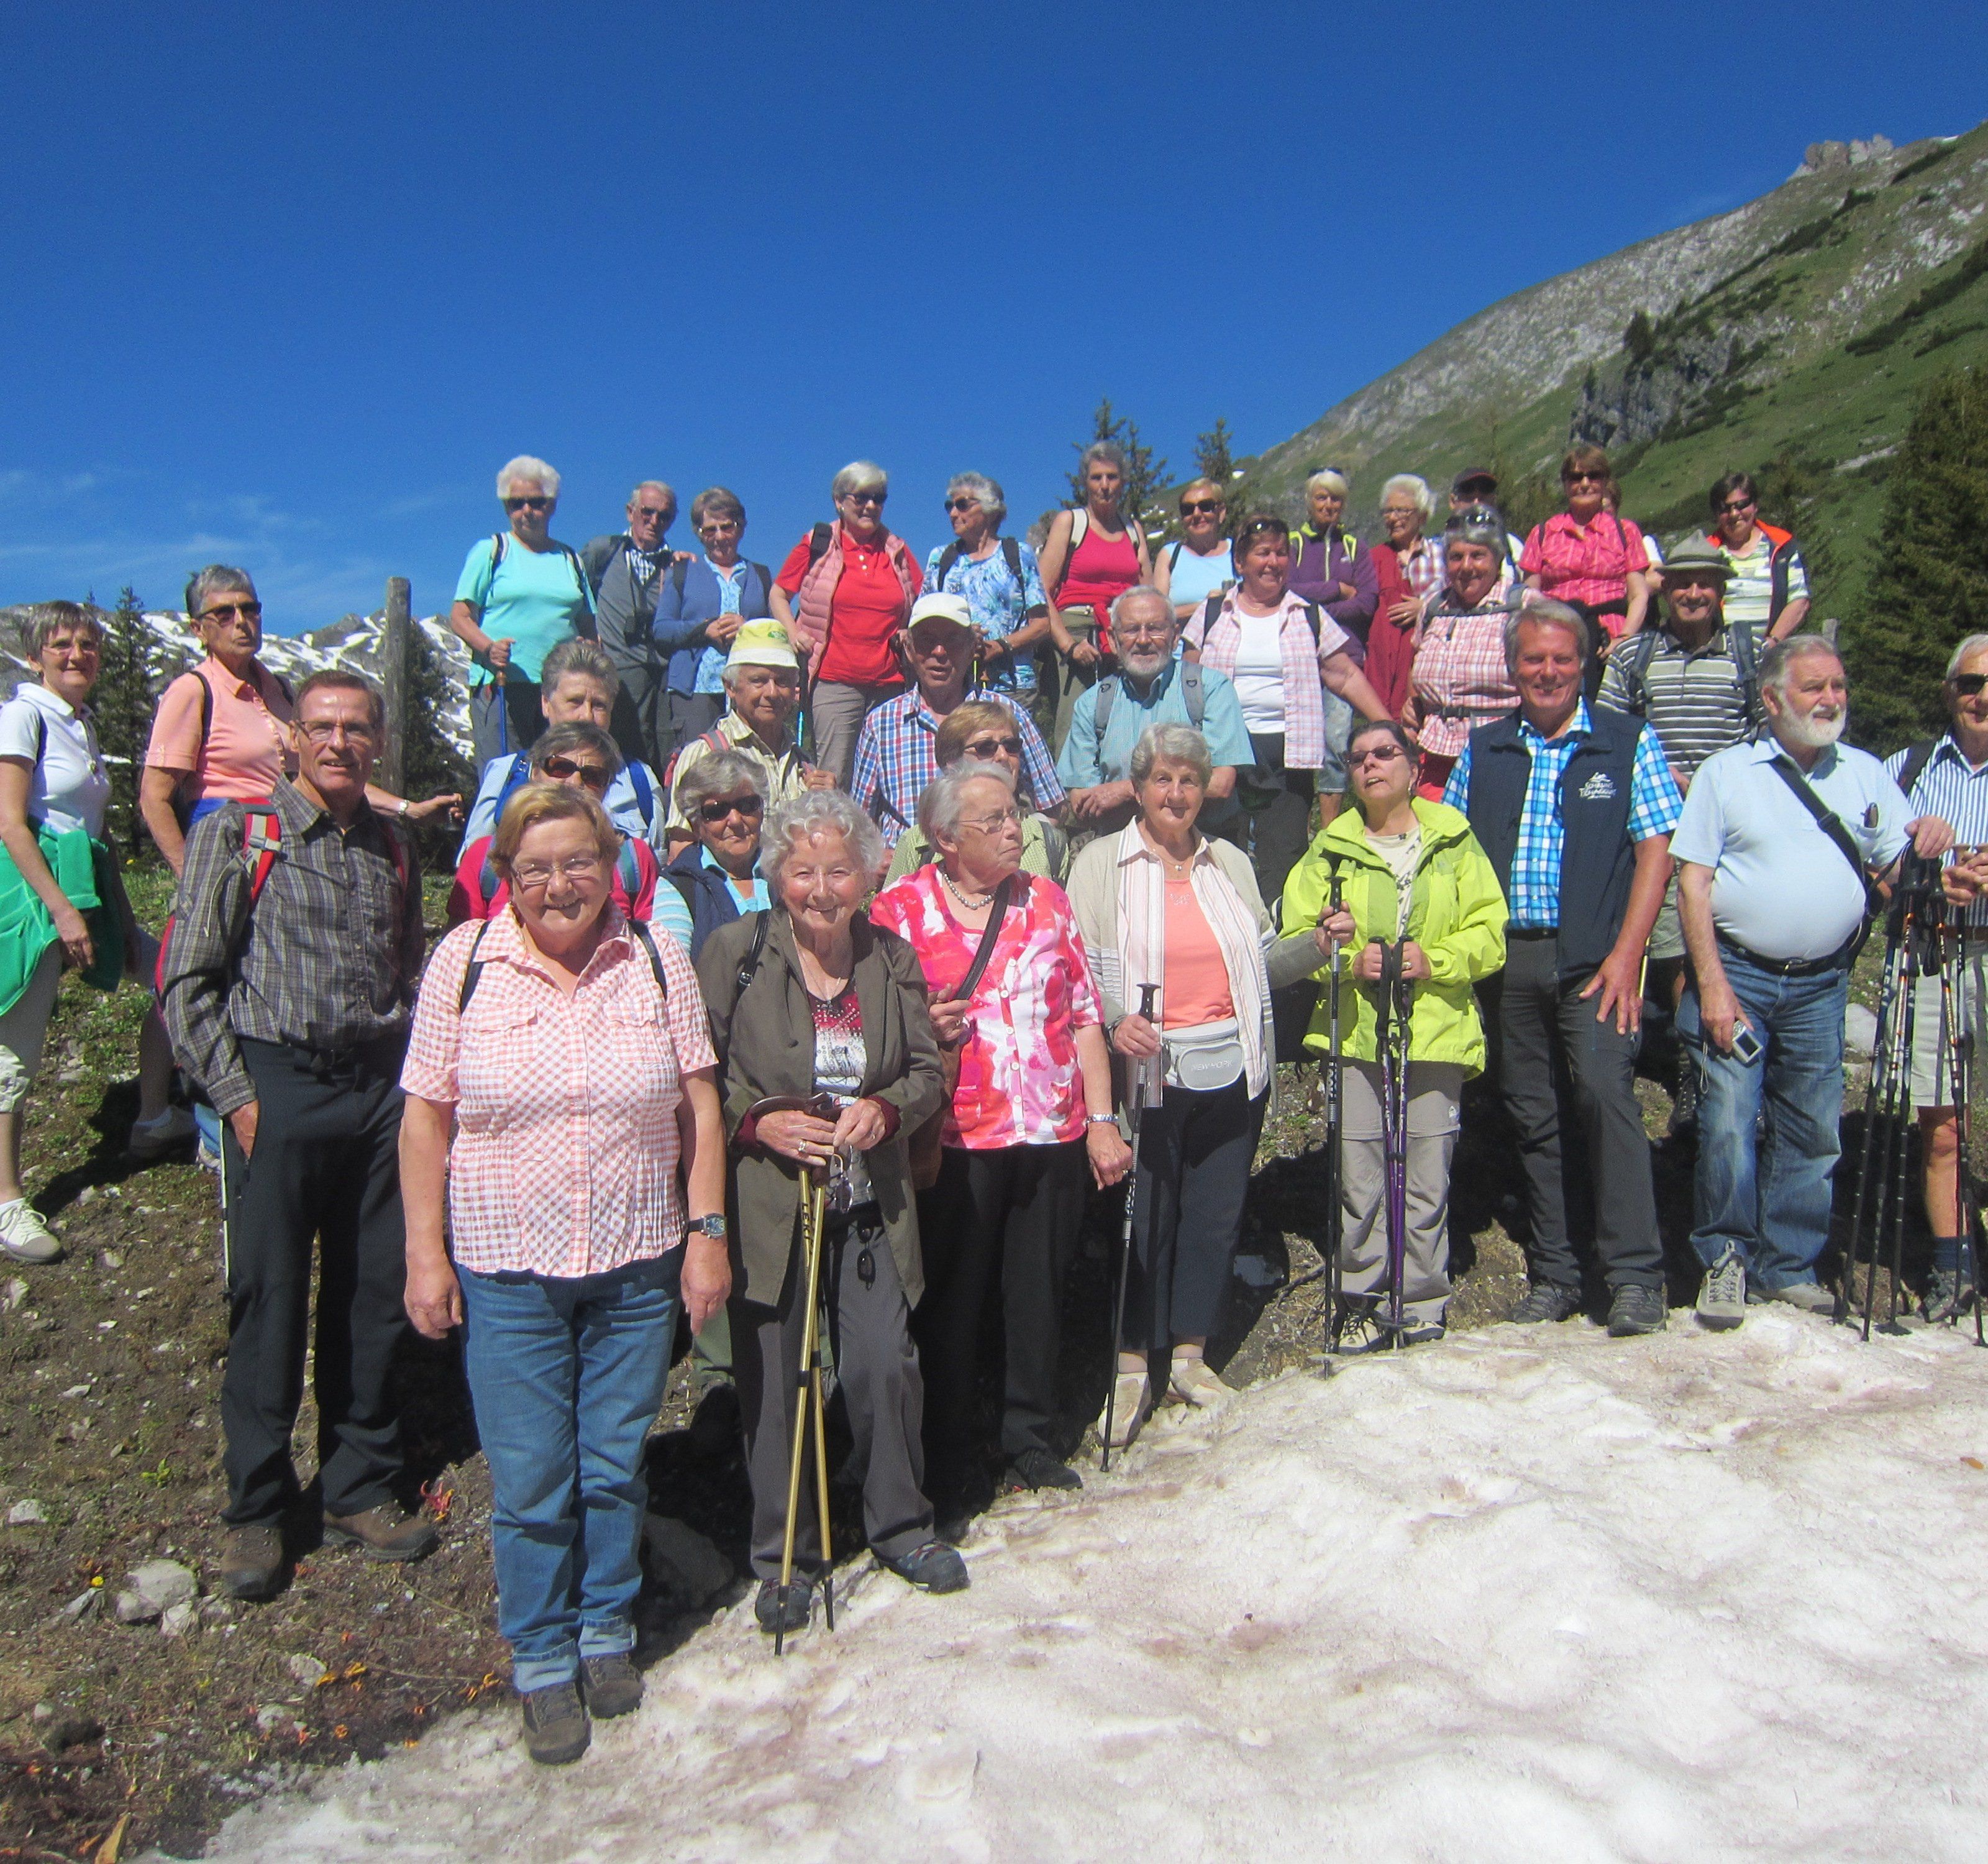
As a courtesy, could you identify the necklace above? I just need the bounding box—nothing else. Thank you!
[939,866,995,910]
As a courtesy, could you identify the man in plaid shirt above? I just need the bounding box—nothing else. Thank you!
[1446,600,1683,1338]
[849,592,1062,846]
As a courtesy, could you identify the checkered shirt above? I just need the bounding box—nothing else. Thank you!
[849,686,1064,845]
[400,909,716,1276]
[1519,511,1649,610]
[1410,589,1520,760]
[1397,536,1448,604]
[1443,703,1682,928]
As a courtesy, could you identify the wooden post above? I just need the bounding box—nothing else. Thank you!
[380,577,410,796]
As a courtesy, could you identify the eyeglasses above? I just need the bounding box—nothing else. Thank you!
[511,854,606,889]
[944,496,981,514]
[960,808,1023,834]
[539,757,613,790]
[962,736,1023,759]
[1716,498,1757,515]
[842,490,886,507]
[1564,471,1607,486]
[1953,675,1988,697]
[504,495,554,511]
[297,718,376,744]
[698,793,764,822]
[632,505,673,523]
[1180,500,1224,516]
[698,517,741,534]
[1348,744,1407,768]
[199,601,262,623]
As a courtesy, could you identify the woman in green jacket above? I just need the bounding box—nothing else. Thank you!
[1280,718,1507,1348]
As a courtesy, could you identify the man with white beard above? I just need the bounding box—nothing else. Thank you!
[1673,634,1954,1328]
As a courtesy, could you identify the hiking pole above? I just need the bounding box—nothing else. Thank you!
[1380,940,1413,1340]
[1102,981,1160,1472]
[1868,881,1929,1339]
[1933,910,1986,1343]
[493,667,511,759]
[1838,902,1909,1326]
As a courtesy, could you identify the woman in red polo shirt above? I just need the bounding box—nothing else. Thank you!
[770,460,921,790]
[1518,444,1653,668]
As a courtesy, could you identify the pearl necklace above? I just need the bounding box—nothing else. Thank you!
[939,867,995,911]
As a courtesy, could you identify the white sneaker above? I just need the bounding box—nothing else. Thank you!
[1169,1356,1233,1407]
[129,1105,196,1160]
[0,1199,62,1264]
[1097,1372,1151,1450]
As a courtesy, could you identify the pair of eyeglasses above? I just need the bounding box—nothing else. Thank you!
[1953,674,1988,697]
[1180,499,1224,516]
[632,506,673,524]
[962,735,1023,759]
[944,496,980,514]
[1348,744,1407,768]
[298,718,376,744]
[843,490,886,508]
[511,854,605,889]
[698,793,764,823]
[1564,471,1608,487]
[961,808,1023,833]
[504,495,554,511]
[1717,497,1756,515]
[200,601,262,623]
[698,518,741,534]
[540,757,612,789]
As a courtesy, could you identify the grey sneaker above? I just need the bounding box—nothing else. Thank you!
[1759,1279,1835,1315]
[1512,1281,1583,1325]
[1607,1284,1668,1336]
[1695,1247,1748,1331]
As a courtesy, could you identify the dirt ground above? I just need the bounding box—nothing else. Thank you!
[0,881,1968,1860]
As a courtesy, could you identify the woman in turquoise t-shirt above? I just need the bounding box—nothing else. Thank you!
[449,455,597,764]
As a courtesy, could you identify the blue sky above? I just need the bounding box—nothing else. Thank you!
[2,1,1982,629]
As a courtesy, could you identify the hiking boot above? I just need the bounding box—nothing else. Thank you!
[1607,1284,1668,1337]
[1398,1322,1446,1348]
[0,1199,61,1264]
[1924,1263,1979,1324]
[754,1576,814,1636]
[217,1524,285,1602]
[578,1653,643,1720]
[1758,1279,1835,1315]
[324,1503,439,1563]
[880,1540,970,1594]
[519,1681,590,1766]
[1695,1246,1748,1332]
[1512,1281,1582,1325]
[1006,1447,1082,1492]
[127,1105,196,1161]
[688,1381,741,1460]
[1097,1371,1150,1450]
[1168,1356,1233,1406]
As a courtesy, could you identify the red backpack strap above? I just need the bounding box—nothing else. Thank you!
[241,807,283,906]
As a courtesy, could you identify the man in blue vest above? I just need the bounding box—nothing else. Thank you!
[1446,600,1684,1336]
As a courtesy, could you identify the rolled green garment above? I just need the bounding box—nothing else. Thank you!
[0,825,124,1013]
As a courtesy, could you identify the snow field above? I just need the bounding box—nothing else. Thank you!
[197,1310,1988,1863]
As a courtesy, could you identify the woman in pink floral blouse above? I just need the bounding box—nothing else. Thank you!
[870,761,1129,1514]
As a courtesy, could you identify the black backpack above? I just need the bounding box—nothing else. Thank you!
[1608,621,1767,735]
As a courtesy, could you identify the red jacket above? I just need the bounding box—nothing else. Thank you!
[1364,546,1416,719]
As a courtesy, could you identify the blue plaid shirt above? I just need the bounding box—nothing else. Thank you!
[1444,702,1682,929]
[849,686,1065,845]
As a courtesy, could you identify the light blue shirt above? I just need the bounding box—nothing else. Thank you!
[1163,541,1234,616]
[649,870,695,948]
[1671,735,1910,961]
[1056,659,1254,791]
[703,843,769,911]
[1886,733,1988,928]
[459,752,668,856]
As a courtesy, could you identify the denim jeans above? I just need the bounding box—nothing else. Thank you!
[1678,953,1848,1291]
[459,1256,675,1693]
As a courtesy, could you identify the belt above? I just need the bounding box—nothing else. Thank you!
[826,1200,883,1233]
[1507,926,1557,941]
[1716,934,1848,979]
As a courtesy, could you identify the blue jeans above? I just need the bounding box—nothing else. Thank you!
[1679,953,1847,1291]
[459,1256,675,1694]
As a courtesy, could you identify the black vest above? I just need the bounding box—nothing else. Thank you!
[1462,706,1646,978]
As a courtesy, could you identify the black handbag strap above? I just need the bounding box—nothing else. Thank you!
[951,873,1016,1005]
[1764,754,1882,954]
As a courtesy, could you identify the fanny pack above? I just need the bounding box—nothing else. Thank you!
[1162,1017,1244,1092]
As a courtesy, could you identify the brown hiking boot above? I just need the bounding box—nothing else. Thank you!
[519,1681,590,1765]
[217,1524,285,1602]
[323,1503,439,1563]
[578,1653,643,1719]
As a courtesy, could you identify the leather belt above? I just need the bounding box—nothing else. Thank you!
[1716,934,1848,979]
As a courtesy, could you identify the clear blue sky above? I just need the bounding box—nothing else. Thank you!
[2,1,1982,629]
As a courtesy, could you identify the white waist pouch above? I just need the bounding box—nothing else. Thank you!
[1161,1017,1244,1092]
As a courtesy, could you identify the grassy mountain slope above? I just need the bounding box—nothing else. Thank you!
[1228,123,1988,619]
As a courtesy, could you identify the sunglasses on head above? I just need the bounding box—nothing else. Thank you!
[698,793,765,822]
[540,757,611,788]
[1954,674,1988,697]
[505,495,554,511]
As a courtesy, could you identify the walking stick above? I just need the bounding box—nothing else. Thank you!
[1378,939,1413,1339]
[1838,900,1910,1327]
[493,667,511,759]
[1323,866,1347,1342]
[1101,982,1160,1471]
[1933,908,1986,1343]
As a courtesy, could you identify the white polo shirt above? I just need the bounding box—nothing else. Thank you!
[0,682,111,838]
[1671,735,1910,962]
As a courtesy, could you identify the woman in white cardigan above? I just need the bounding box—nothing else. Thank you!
[1067,722,1319,1446]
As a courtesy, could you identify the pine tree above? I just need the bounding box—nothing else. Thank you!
[401,620,474,803]
[91,587,162,853]
[1843,368,1988,747]
[1066,398,1169,521]
[1194,419,1235,486]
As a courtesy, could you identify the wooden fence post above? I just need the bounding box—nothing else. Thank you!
[381,577,410,795]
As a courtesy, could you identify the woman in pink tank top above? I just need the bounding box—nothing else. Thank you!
[1039,442,1152,747]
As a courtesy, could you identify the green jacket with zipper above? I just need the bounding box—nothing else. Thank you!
[1279,797,1507,1074]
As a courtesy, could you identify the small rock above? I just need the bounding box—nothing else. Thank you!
[115,1558,198,1624]
[40,1712,103,1755]
[201,1597,234,1625]
[7,1499,47,1526]
[1844,1003,1879,1059]
[58,1588,103,1624]
[287,1652,328,1688]
[159,1600,199,1638]
[255,1704,296,1735]
[31,1701,52,1723]
[1,1277,25,1311]
[113,1590,153,1625]
[75,1185,98,1205]
[99,1250,123,1270]
[640,1514,733,1609]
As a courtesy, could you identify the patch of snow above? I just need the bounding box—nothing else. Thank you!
[190,1313,1988,1862]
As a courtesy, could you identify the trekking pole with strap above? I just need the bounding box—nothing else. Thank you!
[1933,907,1986,1345]
[493,667,511,758]
[1323,868,1347,1340]
[1379,939,1413,1338]
[1837,897,1912,1327]
[1871,885,1930,1338]
[1101,981,1160,1471]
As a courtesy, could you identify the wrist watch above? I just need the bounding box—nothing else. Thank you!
[396,798,411,819]
[687,1213,727,1241]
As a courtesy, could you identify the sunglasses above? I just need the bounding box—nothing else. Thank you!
[1717,498,1757,515]
[963,735,1023,759]
[504,495,554,511]
[843,490,886,507]
[1953,675,1988,697]
[1348,744,1407,767]
[632,505,673,523]
[199,601,262,623]
[1180,499,1224,516]
[944,496,981,513]
[1564,471,1608,486]
[698,793,765,822]
[540,757,612,789]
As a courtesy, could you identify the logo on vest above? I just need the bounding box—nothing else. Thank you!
[1578,771,1618,802]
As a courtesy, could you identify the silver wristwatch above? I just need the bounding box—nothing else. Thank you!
[687,1213,727,1241]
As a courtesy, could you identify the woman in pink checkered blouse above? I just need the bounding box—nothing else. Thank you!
[1402,514,1525,802]
[399,782,728,1765]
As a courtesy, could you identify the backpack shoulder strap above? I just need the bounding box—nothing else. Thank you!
[808,522,834,567]
[1897,738,1941,803]
[1069,507,1089,551]
[670,555,690,598]
[1093,673,1119,741]
[194,667,216,757]
[627,761,655,832]
[490,532,508,573]
[616,838,644,905]
[1613,628,1661,710]
[1201,592,1223,638]
[1302,602,1323,650]
[457,918,496,1015]
[631,921,670,1000]
[736,908,772,995]
[1001,537,1024,582]
[934,542,962,587]
[1168,540,1185,570]
[241,807,283,907]
[1180,660,1205,729]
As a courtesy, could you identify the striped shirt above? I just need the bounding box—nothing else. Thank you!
[1886,734,1988,928]
[1718,529,1807,641]
[1595,626,1753,786]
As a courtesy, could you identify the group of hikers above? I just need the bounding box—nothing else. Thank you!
[2,437,1984,1768]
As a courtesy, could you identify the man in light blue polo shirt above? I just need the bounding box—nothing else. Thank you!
[1056,587,1252,837]
[1674,634,1953,1328]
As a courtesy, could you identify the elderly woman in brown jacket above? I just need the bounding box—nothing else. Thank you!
[695,788,964,1637]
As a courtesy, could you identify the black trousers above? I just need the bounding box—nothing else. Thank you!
[914,1140,1088,1482]
[609,662,670,774]
[220,1036,412,1526]
[1478,933,1664,1292]
[1127,1080,1265,1353]
[1212,733,1315,916]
